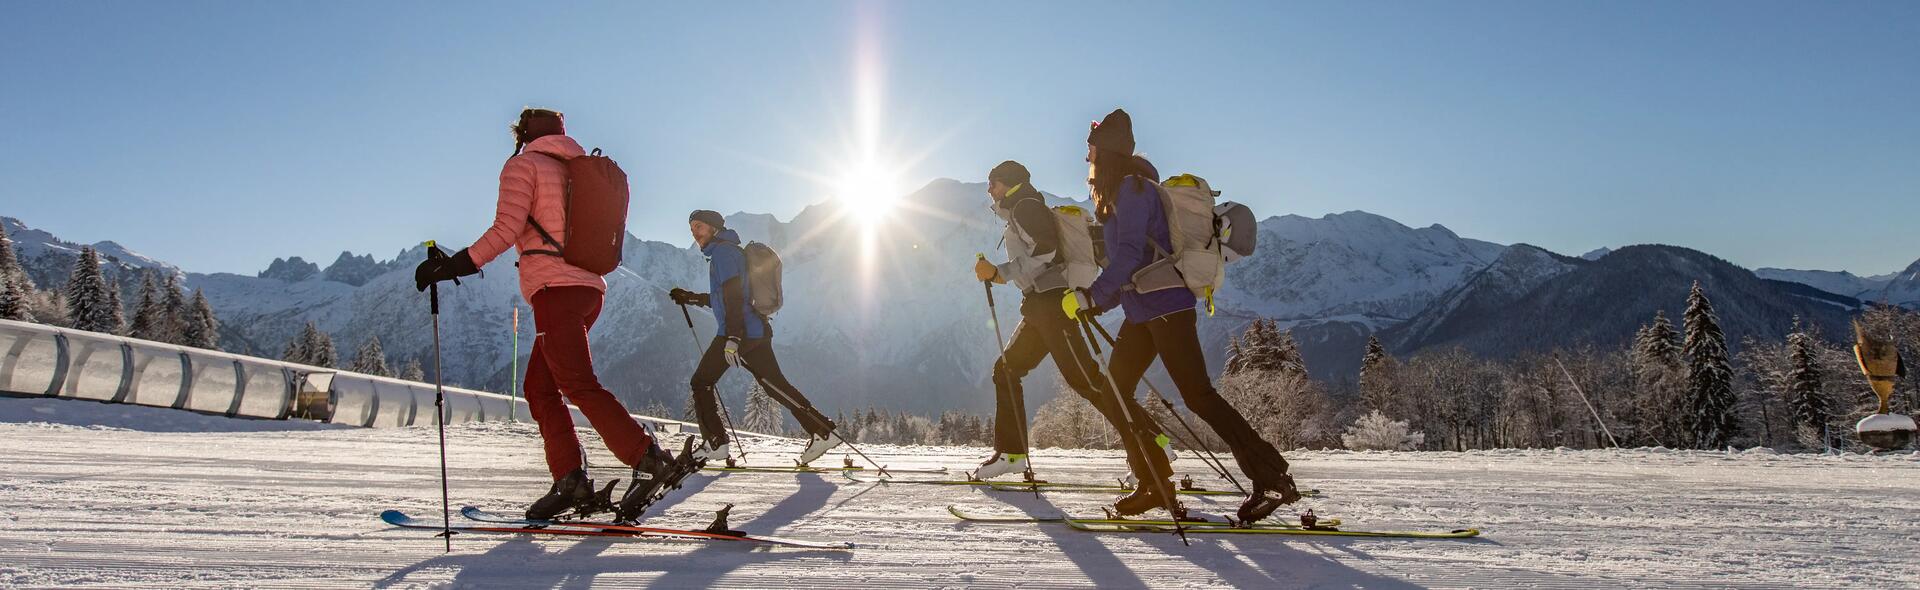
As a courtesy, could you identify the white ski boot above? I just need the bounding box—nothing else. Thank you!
[696,440,732,463]
[970,452,1030,481]
[797,433,843,466]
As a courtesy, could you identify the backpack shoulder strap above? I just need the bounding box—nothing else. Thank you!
[519,151,567,257]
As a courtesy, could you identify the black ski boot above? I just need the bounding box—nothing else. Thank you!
[526,468,599,521]
[612,436,706,524]
[1237,474,1303,525]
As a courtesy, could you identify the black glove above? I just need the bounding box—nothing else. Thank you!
[671,288,712,307]
[414,248,478,292]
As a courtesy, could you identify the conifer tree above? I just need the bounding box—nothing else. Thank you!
[128,273,167,340]
[1359,336,1396,414]
[0,274,28,322]
[741,382,783,434]
[182,289,219,349]
[1683,282,1737,449]
[160,274,188,344]
[65,247,118,333]
[350,335,392,376]
[1784,319,1830,448]
[400,359,425,382]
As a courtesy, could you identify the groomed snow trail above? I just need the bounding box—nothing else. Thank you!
[1,397,1916,589]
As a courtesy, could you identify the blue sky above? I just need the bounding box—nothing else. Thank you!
[3,1,1916,275]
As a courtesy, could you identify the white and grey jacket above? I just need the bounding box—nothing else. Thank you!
[992,184,1071,295]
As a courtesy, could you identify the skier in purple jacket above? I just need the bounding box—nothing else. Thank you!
[1077,108,1302,524]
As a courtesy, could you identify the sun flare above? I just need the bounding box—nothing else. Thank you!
[835,158,903,227]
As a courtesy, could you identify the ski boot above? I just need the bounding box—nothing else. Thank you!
[1237,474,1304,525]
[525,468,619,521]
[696,438,732,463]
[969,452,1029,481]
[797,432,843,466]
[1112,481,1185,518]
[612,436,707,524]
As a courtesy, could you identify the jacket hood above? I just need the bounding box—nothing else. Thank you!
[522,134,586,159]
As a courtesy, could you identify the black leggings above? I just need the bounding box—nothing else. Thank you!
[992,290,1162,477]
[690,337,834,444]
[1108,309,1291,489]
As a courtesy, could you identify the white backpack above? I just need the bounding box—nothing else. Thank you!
[1050,205,1102,291]
[1129,174,1257,315]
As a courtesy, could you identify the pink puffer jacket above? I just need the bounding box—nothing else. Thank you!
[467,134,607,301]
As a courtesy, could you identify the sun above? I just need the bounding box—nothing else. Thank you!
[835,158,903,227]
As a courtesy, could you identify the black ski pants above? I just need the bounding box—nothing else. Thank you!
[690,336,835,444]
[1108,308,1292,490]
[992,288,1162,475]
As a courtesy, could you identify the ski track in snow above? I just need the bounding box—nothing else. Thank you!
[1,397,1916,589]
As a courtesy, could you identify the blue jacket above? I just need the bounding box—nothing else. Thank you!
[1088,160,1197,323]
[701,229,770,340]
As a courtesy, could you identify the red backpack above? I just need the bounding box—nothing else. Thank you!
[525,148,630,275]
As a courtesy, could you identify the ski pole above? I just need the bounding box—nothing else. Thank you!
[423,241,456,553]
[978,254,1039,493]
[1068,294,1188,545]
[679,300,745,462]
[1085,318,1247,495]
[732,356,892,477]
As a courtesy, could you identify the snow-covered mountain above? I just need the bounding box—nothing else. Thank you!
[1386,245,1857,356]
[10,193,1904,415]
[1755,259,1920,308]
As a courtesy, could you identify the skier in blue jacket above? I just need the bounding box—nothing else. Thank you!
[671,210,840,465]
[1075,109,1302,523]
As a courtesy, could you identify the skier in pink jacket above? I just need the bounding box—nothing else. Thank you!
[414,108,690,523]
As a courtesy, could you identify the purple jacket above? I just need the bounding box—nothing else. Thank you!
[1089,160,1197,323]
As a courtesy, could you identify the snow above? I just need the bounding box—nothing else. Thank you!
[1857,413,1918,433]
[4,396,1919,588]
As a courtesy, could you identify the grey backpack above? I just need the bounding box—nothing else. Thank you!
[743,241,783,317]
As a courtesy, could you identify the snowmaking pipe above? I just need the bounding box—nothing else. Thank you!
[1084,316,1247,496]
[423,241,457,552]
[979,254,1039,493]
[677,298,745,461]
[1070,292,1189,546]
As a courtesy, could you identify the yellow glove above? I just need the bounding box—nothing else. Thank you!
[974,258,1000,282]
[1062,290,1092,320]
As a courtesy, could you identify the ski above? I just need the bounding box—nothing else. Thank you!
[456,506,853,550]
[380,509,852,549]
[1063,518,1480,539]
[945,505,1341,528]
[705,463,947,475]
[846,473,1318,498]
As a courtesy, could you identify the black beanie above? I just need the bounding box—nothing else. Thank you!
[689,210,726,230]
[988,160,1031,187]
[1087,108,1134,155]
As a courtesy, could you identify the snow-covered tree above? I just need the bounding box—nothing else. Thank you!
[103,277,126,335]
[1785,320,1830,449]
[182,289,219,349]
[350,335,392,376]
[159,274,188,344]
[128,273,166,340]
[284,321,335,367]
[400,359,425,382]
[1342,410,1425,451]
[1359,336,1397,415]
[65,247,119,333]
[0,223,28,291]
[1029,383,1118,450]
[741,382,784,435]
[1216,319,1330,450]
[1683,282,1737,449]
[1630,310,1686,447]
[0,273,29,322]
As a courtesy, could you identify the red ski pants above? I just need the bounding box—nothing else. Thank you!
[525,286,653,480]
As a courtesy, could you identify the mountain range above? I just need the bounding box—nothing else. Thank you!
[6,184,1916,417]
